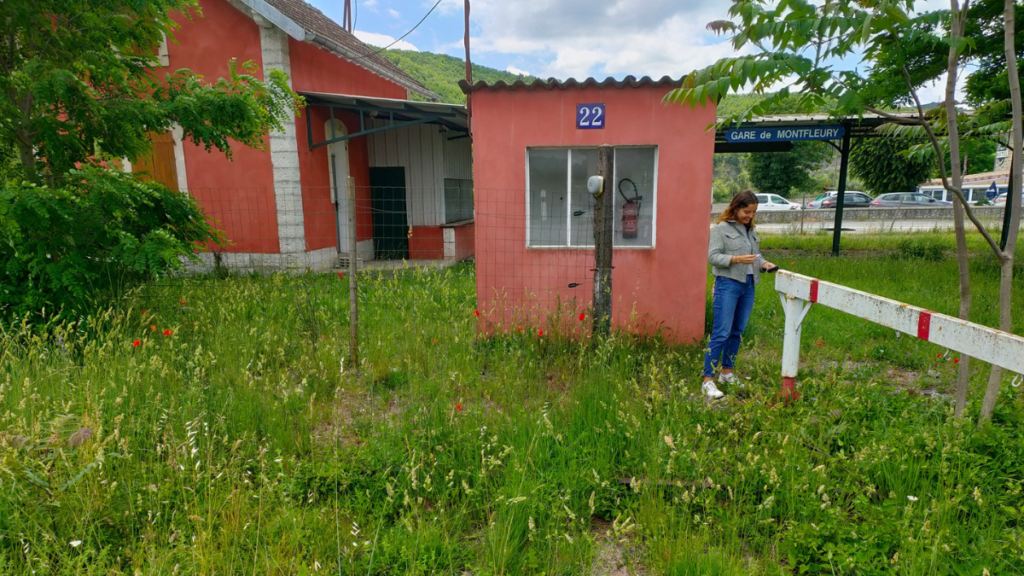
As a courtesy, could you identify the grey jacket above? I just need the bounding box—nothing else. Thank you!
[708,221,766,285]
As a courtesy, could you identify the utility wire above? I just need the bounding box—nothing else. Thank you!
[347,0,443,61]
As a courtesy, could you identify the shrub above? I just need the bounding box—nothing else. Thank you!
[0,168,219,323]
[895,237,945,261]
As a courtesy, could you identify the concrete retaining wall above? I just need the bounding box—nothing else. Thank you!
[712,206,1009,224]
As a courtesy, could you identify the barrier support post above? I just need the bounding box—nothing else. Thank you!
[778,292,813,403]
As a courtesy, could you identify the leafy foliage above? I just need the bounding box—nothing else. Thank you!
[850,137,936,195]
[0,169,219,322]
[0,0,303,182]
[746,140,831,198]
[381,49,535,104]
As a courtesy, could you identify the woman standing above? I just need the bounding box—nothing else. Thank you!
[702,191,777,399]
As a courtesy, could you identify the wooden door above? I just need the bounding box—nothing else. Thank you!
[134,132,179,191]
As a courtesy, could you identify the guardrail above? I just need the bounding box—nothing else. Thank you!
[774,270,1024,401]
[710,206,1011,224]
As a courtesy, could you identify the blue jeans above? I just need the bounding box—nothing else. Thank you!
[703,275,756,377]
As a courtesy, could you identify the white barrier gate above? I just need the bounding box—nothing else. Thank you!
[774,270,1024,401]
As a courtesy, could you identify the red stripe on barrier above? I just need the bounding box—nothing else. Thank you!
[809,280,819,303]
[918,311,932,341]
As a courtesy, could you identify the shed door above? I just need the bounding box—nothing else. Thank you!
[133,131,179,191]
[369,167,409,260]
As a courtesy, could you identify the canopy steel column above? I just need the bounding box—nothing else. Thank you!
[831,125,852,257]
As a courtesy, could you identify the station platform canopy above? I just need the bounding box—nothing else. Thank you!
[714,111,923,154]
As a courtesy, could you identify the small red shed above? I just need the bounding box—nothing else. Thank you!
[461,77,715,344]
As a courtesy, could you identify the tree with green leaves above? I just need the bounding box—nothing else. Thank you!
[0,0,303,322]
[747,140,831,198]
[0,0,302,183]
[667,0,1022,421]
[850,137,935,195]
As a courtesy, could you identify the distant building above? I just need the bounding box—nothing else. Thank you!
[918,170,1009,204]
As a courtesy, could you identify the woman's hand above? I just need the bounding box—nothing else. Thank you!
[761,261,777,270]
[731,254,757,265]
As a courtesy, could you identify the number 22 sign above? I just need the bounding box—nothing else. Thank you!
[576,103,605,129]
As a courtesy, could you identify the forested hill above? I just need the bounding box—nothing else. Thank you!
[381,49,535,104]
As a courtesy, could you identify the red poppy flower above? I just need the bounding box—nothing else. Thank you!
[937,354,942,358]
[816,341,823,346]
[455,404,462,411]
[954,358,960,364]
[321,335,327,339]
[150,325,156,331]
[141,310,147,315]
[338,271,344,279]
[179,299,186,306]
[473,310,480,317]
[578,312,585,322]
[538,330,545,337]
[163,329,172,336]
[132,339,141,348]
[517,326,523,332]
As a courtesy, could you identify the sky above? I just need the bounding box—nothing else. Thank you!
[307,0,964,103]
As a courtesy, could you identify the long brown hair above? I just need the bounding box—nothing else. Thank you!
[715,190,759,227]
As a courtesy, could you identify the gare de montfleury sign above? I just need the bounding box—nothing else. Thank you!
[724,125,845,143]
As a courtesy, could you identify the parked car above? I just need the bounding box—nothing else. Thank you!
[993,192,1024,205]
[870,192,952,207]
[808,191,874,209]
[755,193,802,210]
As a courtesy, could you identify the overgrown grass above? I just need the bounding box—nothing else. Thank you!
[2,234,1024,575]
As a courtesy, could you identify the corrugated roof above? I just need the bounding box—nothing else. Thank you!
[242,0,438,100]
[459,75,684,94]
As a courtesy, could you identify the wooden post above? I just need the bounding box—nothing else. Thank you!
[347,176,360,372]
[593,145,614,336]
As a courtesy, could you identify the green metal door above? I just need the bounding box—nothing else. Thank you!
[369,167,409,260]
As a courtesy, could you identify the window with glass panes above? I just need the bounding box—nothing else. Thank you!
[526,147,657,247]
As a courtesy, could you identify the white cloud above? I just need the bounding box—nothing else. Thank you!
[388,8,401,18]
[464,0,743,80]
[914,71,969,108]
[506,65,531,76]
[354,30,419,51]
[364,0,378,8]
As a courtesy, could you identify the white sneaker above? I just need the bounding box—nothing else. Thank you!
[719,372,742,388]
[702,380,725,399]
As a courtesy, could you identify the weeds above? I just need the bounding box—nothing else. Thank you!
[1,236,1023,575]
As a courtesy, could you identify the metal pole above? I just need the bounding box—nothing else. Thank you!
[347,176,360,372]
[1001,171,1015,250]
[593,145,614,336]
[831,127,851,257]
[463,0,472,137]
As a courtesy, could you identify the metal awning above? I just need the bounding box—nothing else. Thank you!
[301,92,469,149]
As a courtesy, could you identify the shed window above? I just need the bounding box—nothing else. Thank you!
[444,178,474,223]
[527,147,657,248]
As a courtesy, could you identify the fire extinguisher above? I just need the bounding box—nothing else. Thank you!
[618,178,642,239]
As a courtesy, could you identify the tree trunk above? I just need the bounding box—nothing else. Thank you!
[979,0,1024,421]
[946,0,973,418]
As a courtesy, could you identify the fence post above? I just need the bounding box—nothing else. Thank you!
[778,293,812,403]
[347,176,360,372]
[593,145,614,336]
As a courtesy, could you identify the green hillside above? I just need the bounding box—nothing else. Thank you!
[381,49,536,104]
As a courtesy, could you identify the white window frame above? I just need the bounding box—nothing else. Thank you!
[525,145,658,250]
